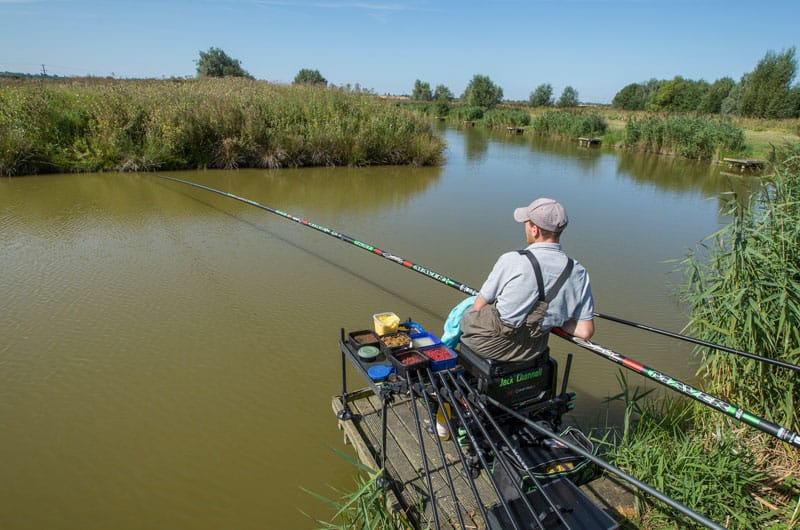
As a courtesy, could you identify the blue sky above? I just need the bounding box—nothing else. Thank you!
[2,0,798,103]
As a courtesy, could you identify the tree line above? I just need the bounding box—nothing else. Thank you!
[196,46,799,119]
[612,48,800,119]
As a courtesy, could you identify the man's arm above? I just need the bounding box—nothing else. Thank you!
[471,295,488,312]
[560,318,594,340]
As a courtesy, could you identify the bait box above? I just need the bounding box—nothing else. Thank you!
[409,331,440,350]
[347,329,380,350]
[398,320,426,335]
[378,332,412,355]
[389,349,430,377]
[373,312,400,336]
[419,343,458,372]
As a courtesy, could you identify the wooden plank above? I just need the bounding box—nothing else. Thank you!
[333,390,499,529]
[578,137,602,147]
[333,388,633,529]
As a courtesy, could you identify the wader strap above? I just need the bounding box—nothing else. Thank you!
[518,251,575,303]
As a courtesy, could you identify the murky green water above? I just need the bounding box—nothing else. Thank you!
[0,126,758,529]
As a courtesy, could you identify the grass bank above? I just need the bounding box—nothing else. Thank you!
[0,77,444,176]
[606,145,800,529]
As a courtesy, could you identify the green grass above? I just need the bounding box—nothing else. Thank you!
[0,77,445,176]
[604,145,800,529]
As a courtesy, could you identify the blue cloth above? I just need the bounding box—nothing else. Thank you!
[441,296,476,349]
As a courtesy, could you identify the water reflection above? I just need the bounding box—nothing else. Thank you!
[616,151,761,204]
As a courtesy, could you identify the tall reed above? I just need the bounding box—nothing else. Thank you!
[531,110,607,139]
[681,145,800,433]
[607,145,800,528]
[623,116,745,160]
[0,78,444,176]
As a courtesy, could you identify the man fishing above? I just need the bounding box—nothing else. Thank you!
[459,197,594,362]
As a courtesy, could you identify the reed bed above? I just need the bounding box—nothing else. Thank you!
[623,115,746,160]
[530,110,607,139]
[607,145,800,528]
[0,78,444,176]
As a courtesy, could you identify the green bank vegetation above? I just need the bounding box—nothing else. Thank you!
[607,145,800,529]
[0,77,444,176]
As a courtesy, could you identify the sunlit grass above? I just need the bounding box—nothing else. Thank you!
[0,77,444,176]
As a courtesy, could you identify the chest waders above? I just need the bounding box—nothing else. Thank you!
[460,251,574,362]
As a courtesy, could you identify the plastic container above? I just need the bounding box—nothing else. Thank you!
[357,345,380,362]
[398,320,426,335]
[368,365,394,382]
[373,312,400,336]
[378,332,412,355]
[410,331,440,349]
[419,344,458,372]
[348,330,379,350]
[389,349,430,376]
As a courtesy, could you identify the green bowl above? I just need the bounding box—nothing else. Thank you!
[357,345,380,362]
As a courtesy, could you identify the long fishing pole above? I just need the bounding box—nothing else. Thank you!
[437,370,525,530]
[476,383,727,530]
[551,327,800,450]
[156,175,479,297]
[425,368,490,525]
[594,312,800,373]
[414,371,467,530]
[405,371,441,530]
[456,374,569,530]
[156,175,800,449]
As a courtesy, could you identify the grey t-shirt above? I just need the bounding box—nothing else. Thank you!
[478,242,594,329]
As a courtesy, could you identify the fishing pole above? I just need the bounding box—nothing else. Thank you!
[437,370,525,530]
[551,327,800,450]
[456,374,570,530]
[413,371,467,530]
[405,371,442,530]
[594,312,800,373]
[156,175,479,297]
[425,368,490,525]
[477,384,727,530]
[156,175,799,449]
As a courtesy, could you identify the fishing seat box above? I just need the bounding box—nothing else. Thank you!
[458,343,557,410]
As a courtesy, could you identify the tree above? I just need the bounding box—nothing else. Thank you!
[721,78,746,115]
[738,48,798,118]
[528,84,553,107]
[293,68,327,86]
[612,79,661,110]
[433,84,453,101]
[462,74,503,108]
[648,76,709,112]
[411,79,433,101]
[195,47,252,78]
[697,77,736,114]
[557,86,579,107]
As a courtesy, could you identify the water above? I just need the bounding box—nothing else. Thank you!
[0,126,758,529]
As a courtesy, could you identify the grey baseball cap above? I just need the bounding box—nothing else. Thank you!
[513,198,569,232]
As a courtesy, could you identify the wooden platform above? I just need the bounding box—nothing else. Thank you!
[578,137,602,147]
[723,157,765,172]
[333,388,499,528]
[332,388,633,529]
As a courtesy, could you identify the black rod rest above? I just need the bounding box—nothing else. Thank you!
[337,329,353,421]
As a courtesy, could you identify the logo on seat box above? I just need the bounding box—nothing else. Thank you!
[498,367,543,388]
